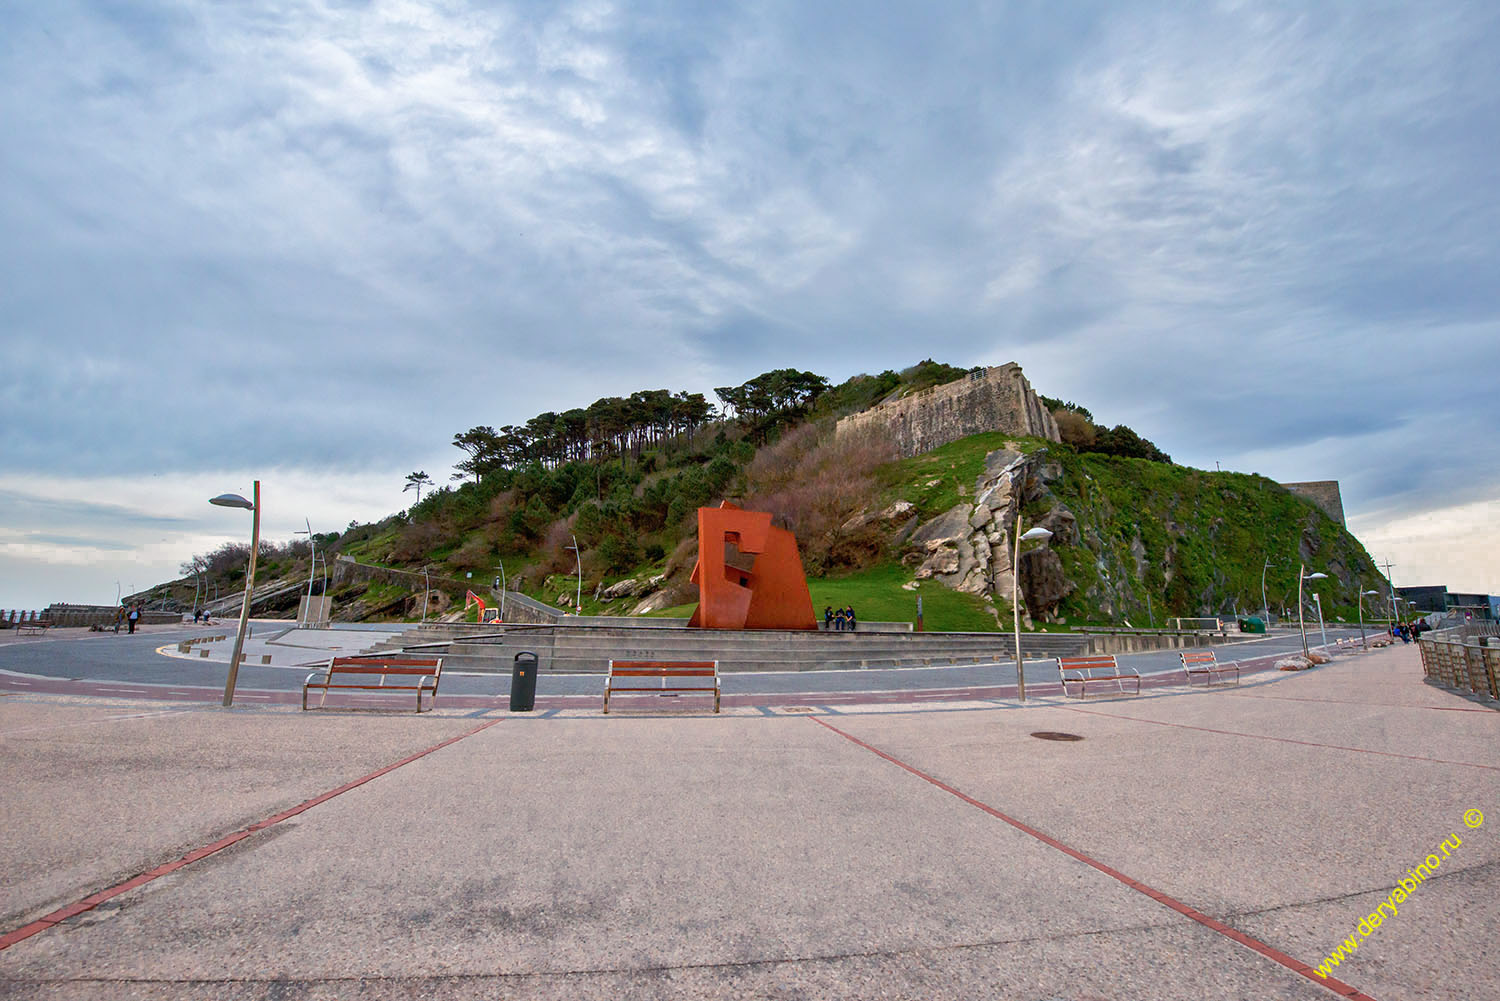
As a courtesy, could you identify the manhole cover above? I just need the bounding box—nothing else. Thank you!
[782,707,816,713]
[1030,731,1084,741]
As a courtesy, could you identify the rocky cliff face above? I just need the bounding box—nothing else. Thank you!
[902,446,1076,619]
[897,441,1382,624]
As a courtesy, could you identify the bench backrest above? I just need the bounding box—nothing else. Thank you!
[1180,650,1218,667]
[328,656,442,678]
[1058,655,1119,677]
[609,660,717,678]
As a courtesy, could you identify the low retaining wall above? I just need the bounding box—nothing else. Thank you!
[1081,631,1241,655]
[2,606,181,628]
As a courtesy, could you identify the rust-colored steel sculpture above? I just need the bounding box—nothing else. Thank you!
[688,502,816,630]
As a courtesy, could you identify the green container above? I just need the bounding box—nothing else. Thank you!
[1238,616,1266,634]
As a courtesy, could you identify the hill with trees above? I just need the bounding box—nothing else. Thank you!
[143,360,1386,632]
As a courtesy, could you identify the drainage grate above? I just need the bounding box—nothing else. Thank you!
[782,707,816,713]
[1030,731,1084,741]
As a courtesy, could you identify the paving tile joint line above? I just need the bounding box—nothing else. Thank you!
[0,718,504,952]
[805,715,1380,1001]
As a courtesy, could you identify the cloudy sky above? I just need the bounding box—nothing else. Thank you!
[3,0,1498,609]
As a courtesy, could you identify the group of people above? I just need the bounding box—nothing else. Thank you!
[823,605,858,631]
[113,603,144,634]
[1393,620,1428,643]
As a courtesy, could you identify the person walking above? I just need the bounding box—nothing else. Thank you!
[845,605,857,631]
[114,605,125,633]
[126,604,140,634]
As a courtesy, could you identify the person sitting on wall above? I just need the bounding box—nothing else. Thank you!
[834,607,847,631]
[824,606,834,630]
[845,605,857,631]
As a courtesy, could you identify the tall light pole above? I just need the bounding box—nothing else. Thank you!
[1377,558,1397,627]
[422,566,431,622]
[1261,559,1276,627]
[1012,519,1053,701]
[1297,563,1327,658]
[209,481,259,708]
[1357,589,1378,648]
[294,518,316,628]
[495,560,506,622]
[565,535,582,612]
[1312,591,1328,649]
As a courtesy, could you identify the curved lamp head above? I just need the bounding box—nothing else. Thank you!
[1020,527,1053,542]
[209,493,255,511]
[1362,589,1380,596]
[1304,571,1328,580]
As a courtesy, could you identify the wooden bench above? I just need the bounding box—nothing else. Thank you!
[302,656,443,713]
[1058,654,1141,698]
[1180,649,1239,686]
[605,660,720,714]
[16,618,52,636]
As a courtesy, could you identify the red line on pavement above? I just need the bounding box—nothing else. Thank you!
[1062,706,1500,771]
[0,717,504,953]
[809,716,1378,1001]
[1228,692,1496,712]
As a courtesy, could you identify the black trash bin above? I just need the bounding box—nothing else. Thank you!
[510,651,538,712]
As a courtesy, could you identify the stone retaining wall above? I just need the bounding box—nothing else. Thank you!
[835,363,1060,458]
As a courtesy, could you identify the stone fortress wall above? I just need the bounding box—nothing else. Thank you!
[835,363,1061,458]
[1279,480,1346,527]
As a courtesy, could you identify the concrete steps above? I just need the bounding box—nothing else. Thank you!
[372,621,1088,674]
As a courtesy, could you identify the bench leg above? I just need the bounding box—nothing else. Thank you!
[603,685,610,714]
[714,689,720,714]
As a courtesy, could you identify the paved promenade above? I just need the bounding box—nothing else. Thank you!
[0,643,1494,999]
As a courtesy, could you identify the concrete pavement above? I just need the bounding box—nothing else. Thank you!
[0,643,1494,999]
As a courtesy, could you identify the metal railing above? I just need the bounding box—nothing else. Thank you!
[1417,628,1499,702]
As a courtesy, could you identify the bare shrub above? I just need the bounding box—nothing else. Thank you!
[666,535,699,577]
[389,522,445,562]
[741,423,897,572]
[532,517,579,578]
[1052,408,1097,448]
[488,488,518,525]
[449,535,495,572]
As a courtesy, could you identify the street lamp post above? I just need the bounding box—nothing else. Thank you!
[209,481,259,708]
[1357,589,1379,648]
[294,518,316,628]
[1012,519,1053,701]
[1312,592,1328,649]
[1297,563,1328,659]
[1261,559,1276,627]
[495,560,506,623]
[565,535,582,612]
[422,566,431,623]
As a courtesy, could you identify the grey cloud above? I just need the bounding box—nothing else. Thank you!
[1,0,1498,540]
[0,490,194,530]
